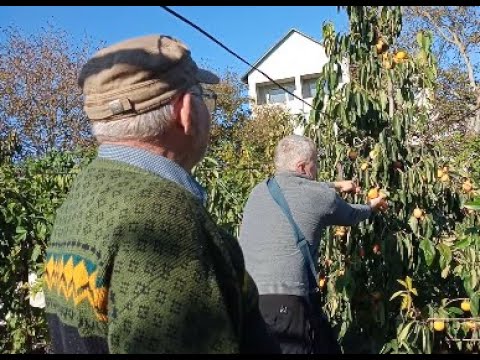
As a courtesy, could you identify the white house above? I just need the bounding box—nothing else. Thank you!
[242,29,436,141]
[241,29,349,134]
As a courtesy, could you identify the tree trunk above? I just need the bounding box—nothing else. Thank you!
[471,93,480,134]
[453,32,479,134]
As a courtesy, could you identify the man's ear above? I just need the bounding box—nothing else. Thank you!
[295,161,306,174]
[173,92,193,136]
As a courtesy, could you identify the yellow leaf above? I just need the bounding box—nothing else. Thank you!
[390,290,405,301]
[401,294,412,311]
[406,276,413,291]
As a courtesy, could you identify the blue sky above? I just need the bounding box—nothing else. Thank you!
[0,6,347,78]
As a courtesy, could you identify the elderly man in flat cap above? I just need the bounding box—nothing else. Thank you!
[43,35,280,354]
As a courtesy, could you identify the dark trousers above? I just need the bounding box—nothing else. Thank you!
[258,294,341,354]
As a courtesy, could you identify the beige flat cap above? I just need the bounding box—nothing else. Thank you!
[78,34,219,121]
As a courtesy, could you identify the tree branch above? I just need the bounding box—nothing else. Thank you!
[418,9,456,46]
[418,8,477,92]
[451,31,477,91]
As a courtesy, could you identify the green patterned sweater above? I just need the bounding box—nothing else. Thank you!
[44,158,278,353]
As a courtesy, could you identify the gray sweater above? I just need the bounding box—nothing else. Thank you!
[238,172,372,297]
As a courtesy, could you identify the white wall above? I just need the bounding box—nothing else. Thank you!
[246,31,349,134]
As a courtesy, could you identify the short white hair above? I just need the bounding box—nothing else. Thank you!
[274,134,317,172]
[91,103,175,143]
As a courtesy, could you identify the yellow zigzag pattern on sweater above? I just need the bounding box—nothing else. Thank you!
[44,254,108,322]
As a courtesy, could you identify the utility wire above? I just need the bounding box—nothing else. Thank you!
[160,6,317,112]
[160,6,480,128]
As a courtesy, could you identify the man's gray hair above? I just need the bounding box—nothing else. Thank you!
[91,104,175,142]
[274,134,317,172]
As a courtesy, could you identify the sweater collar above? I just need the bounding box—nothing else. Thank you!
[274,170,314,181]
[97,144,207,204]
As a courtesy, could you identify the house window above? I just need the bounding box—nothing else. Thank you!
[302,77,319,98]
[258,82,295,105]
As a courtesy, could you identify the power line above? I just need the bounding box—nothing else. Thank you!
[160,6,480,130]
[160,6,317,112]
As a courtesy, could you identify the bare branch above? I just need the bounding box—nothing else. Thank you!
[417,8,456,46]
[0,24,98,158]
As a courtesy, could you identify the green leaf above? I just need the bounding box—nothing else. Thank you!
[472,270,478,289]
[464,275,473,296]
[341,36,347,53]
[471,293,479,317]
[15,226,27,235]
[453,265,463,276]
[422,326,431,354]
[330,69,338,90]
[356,92,362,116]
[344,83,351,101]
[339,321,348,338]
[441,265,450,279]
[464,199,480,211]
[424,32,432,50]
[360,66,365,87]
[454,237,471,250]
[363,96,369,114]
[438,243,452,269]
[446,307,463,316]
[420,239,435,266]
[425,219,433,239]
[380,91,388,110]
[382,342,393,354]
[398,321,414,343]
[31,245,42,262]
[408,216,418,233]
